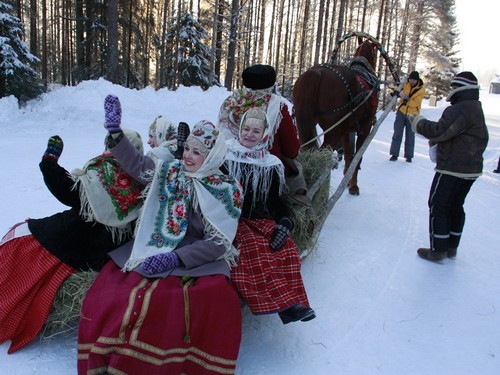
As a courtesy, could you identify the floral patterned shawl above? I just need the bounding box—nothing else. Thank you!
[218,87,284,145]
[124,121,243,271]
[71,130,145,242]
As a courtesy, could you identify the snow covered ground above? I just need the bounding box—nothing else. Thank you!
[0,80,499,374]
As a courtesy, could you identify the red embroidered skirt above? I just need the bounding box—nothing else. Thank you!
[0,234,76,353]
[231,218,310,314]
[78,261,242,375]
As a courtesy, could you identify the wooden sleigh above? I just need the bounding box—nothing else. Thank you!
[41,149,337,338]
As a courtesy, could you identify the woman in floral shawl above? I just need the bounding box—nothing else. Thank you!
[0,129,144,354]
[78,94,244,375]
[224,107,316,325]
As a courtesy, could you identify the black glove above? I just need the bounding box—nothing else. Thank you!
[269,216,294,251]
[42,135,64,161]
[390,90,400,97]
[173,122,190,159]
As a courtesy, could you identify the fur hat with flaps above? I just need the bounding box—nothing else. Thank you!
[242,64,277,90]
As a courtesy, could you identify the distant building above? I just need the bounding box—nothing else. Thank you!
[490,75,500,94]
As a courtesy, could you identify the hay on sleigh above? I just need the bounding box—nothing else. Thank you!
[41,270,98,339]
[42,148,336,336]
[293,148,336,256]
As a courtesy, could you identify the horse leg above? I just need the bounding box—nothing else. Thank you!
[339,132,358,195]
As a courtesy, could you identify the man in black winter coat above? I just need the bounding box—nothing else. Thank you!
[409,71,489,261]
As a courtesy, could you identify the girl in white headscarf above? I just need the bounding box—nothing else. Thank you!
[0,130,144,354]
[225,107,316,325]
[78,109,244,375]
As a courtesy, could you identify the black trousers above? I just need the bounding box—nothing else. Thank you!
[428,172,475,252]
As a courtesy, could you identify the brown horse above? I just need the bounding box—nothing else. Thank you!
[293,39,380,195]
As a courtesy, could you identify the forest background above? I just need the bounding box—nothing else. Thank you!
[1,0,463,104]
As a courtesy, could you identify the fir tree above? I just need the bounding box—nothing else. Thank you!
[422,0,460,100]
[0,1,44,104]
[166,12,219,90]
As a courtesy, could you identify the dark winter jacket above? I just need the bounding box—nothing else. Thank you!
[221,162,291,221]
[27,158,133,271]
[415,88,489,177]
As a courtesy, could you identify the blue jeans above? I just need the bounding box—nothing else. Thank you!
[390,111,415,158]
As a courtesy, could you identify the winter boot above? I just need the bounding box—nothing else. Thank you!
[417,248,447,262]
[278,304,316,324]
[447,248,457,258]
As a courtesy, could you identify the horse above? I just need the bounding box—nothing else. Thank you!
[293,38,380,196]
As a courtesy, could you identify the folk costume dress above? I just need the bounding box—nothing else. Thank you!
[0,130,144,354]
[77,122,245,375]
[224,113,311,316]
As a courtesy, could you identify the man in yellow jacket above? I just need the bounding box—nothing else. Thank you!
[389,71,425,162]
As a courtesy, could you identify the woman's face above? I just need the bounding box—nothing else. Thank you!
[148,131,158,148]
[182,139,206,172]
[240,122,265,148]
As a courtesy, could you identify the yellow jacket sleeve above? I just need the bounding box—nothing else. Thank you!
[399,82,425,115]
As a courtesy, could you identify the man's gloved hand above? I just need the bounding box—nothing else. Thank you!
[104,94,122,133]
[269,216,294,251]
[408,114,426,133]
[141,252,181,275]
[173,122,191,159]
[43,135,64,161]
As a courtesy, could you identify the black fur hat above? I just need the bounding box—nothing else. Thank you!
[242,64,276,90]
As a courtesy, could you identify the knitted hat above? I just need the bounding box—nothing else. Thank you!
[451,71,478,87]
[242,64,276,89]
[409,71,419,80]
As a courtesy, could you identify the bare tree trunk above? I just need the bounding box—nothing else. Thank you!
[214,0,224,80]
[257,0,266,62]
[143,0,151,86]
[159,0,169,88]
[314,0,325,64]
[106,0,120,84]
[361,0,368,31]
[125,1,134,87]
[335,0,347,43]
[210,0,219,80]
[224,0,239,90]
[29,0,37,56]
[274,0,285,72]
[408,0,424,71]
[267,0,277,66]
[42,0,47,87]
[75,0,85,81]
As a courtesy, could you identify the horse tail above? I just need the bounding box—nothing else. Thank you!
[293,68,322,149]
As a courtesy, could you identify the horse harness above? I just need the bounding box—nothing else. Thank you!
[317,61,379,117]
[299,62,379,149]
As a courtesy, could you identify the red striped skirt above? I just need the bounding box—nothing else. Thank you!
[78,261,242,375]
[0,234,76,353]
[231,218,310,314]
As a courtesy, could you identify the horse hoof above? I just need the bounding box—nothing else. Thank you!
[348,188,360,196]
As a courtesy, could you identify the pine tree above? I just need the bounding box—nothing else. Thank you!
[166,12,219,90]
[421,0,460,100]
[0,1,44,104]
